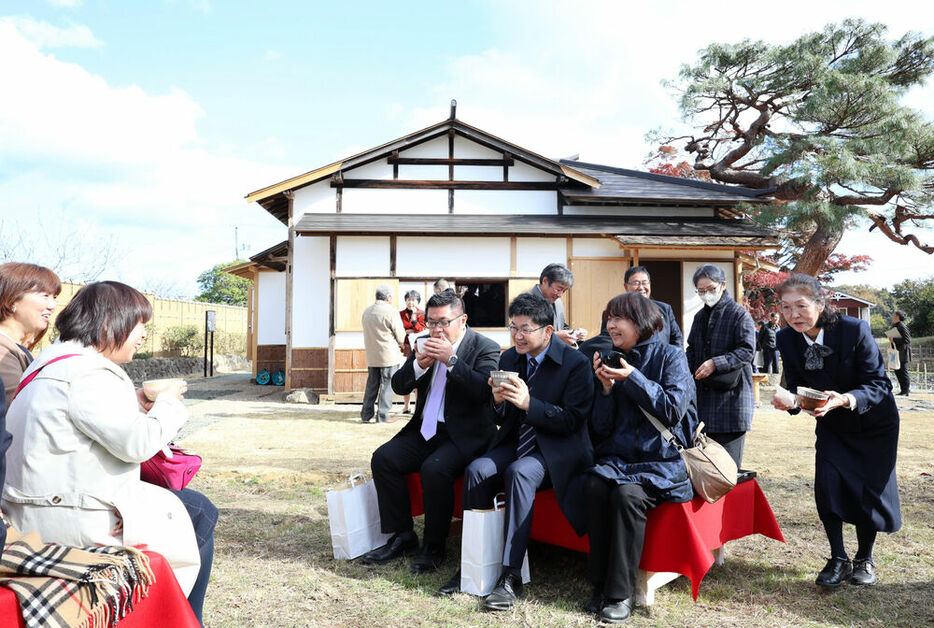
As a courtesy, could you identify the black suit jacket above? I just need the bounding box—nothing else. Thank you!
[491,337,594,534]
[391,327,501,459]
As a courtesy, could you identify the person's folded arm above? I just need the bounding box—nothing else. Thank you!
[69,368,186,463]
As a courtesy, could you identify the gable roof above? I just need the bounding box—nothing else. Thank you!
[246,118,600,224]
[830,291,875,307]
[558,160,773,206]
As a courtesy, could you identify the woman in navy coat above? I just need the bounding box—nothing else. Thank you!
[583,293,698,623]
[772,274,900,589]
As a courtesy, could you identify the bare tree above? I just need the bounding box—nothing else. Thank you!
[0,213,125,282]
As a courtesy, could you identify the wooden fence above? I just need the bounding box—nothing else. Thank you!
[34,282,247,357]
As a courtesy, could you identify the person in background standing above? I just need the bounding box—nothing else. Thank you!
[524,263,585,347]
[361,285,405,423]
[400,290,427,414]
[433,279,452,294]
[620,265,684,348]
[889,310,911,397]
[758,319,778,374]
[685,264,755,468]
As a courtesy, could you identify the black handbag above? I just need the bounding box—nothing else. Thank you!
[701,366,743,391]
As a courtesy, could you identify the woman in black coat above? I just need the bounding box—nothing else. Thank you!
[771,274,900,589]
[583,293,697,623]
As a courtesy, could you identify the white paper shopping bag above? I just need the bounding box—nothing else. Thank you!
[460,495,530,596]
[326,473,390,560]
[887,348,901,371]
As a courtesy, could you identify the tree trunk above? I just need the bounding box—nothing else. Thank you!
[793,217,845,277]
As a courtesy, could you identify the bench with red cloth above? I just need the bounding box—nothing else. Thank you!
[405,473,785,603]
[0,551,200,628]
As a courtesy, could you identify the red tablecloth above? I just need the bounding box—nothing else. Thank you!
[407,474,785,601]
[0,550,200,628]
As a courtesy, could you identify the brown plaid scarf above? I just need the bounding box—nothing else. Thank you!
[0,526,155,628]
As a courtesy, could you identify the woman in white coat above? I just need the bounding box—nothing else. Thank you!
[2,281,217,626]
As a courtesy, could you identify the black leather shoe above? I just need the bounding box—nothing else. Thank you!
[850,558,877,585]
[360,531,417,564]
[483,572,523,611]
[815,557,852,588]
[437,569,461,595]
[600,598,633,623]
[584,585,604,614]
[410,544,445,574]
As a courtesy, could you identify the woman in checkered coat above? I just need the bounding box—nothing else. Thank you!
[685,264,756,468]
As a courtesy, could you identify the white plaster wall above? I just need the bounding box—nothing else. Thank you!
[456,165,507,182]
[336,236,390,276]
[453,137,501,159]
[341,188,448,214]
[641,248,734,259]
[257,271,286,345]
[397,164,449,180]
[401,136,448,158]
[293,180,335,215]
[564,205,716,217]
[335,331,366,350]
[396,236,510,277]
[511,162,557,182]
[478,329,510,349]
[681,260,737,343]
[571,238,627,257]
[516,238,567,276]
[292,236,330,347]
[346,160,394,180]
[455,190,556,215]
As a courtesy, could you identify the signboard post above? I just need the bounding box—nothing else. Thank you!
[204,310,216,377]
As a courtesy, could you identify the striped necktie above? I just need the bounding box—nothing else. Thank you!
[516,357,539,458]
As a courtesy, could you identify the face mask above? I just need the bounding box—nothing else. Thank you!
[701,288,722,307]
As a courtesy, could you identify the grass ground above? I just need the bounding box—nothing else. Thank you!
[180,384,934,628]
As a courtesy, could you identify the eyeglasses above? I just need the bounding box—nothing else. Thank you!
[627,280,650,288]
[426,316,463,329]
[696,287,720,296]
[506,324,546,336]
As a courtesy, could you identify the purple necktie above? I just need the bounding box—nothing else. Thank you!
[420,362,448,440]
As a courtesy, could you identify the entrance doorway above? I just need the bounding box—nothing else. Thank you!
[639,261,682,334]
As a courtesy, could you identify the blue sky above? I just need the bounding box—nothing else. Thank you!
[1,0,932,297]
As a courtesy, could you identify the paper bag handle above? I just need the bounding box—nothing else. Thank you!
[348,472,366,487]
[493,493,506,511]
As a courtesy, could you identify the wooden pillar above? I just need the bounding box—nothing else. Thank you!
[509,237,517,277]
[734,254,745,301]
[249,268,258,378]
[328,235,337,396]
[284,190,295,391]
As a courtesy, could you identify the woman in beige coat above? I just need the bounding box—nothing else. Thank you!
[0,262,61,405]
[2,281,217,625]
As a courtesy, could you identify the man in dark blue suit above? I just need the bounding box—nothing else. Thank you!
[621,266,683,348]
[439,293,594,607]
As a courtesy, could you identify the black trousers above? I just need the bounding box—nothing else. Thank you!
[708,431,746,469]
[584,475,660,601]
[762,348,779,374]
[370,423,469,548]
[894,362,910,394]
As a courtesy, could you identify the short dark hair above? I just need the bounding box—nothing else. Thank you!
[508,293,553,328]
[426,288,464,315]
[624,265,651,284]
[605,292,663,342]
[693,264,726,285]
[404,290,421,303]
[540,263,573,287]
[894,310,907,321]
[776,273,840,328]
[55,281,152,352]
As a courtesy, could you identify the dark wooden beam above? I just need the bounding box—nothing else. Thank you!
[386,157,516,166]
[336,186,342,213]
[389,236,397,276]
[503,152,511,182]
[448,189,454,214]
[391,151,399,179]
[332,179,560,190]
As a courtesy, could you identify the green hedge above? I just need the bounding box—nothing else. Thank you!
[161,325,246,357]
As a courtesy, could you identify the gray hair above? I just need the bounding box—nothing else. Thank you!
[375,284,393,301]
[433,279,450,291]
[540,263,574,287]
[692,264,726,286]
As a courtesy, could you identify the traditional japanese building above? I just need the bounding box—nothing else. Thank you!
[231,106,780,397]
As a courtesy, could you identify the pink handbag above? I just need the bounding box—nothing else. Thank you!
[140,445,202,490]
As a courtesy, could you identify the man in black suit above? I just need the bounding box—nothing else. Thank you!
[439,293,594,607]
[524,263,583,347]
[363,290,500,573]
[621,266,683,347]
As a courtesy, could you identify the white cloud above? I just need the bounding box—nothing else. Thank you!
[46,0,82,7]
[0,20,285,296]
[263,49,281,61]
[2,16,102,49]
